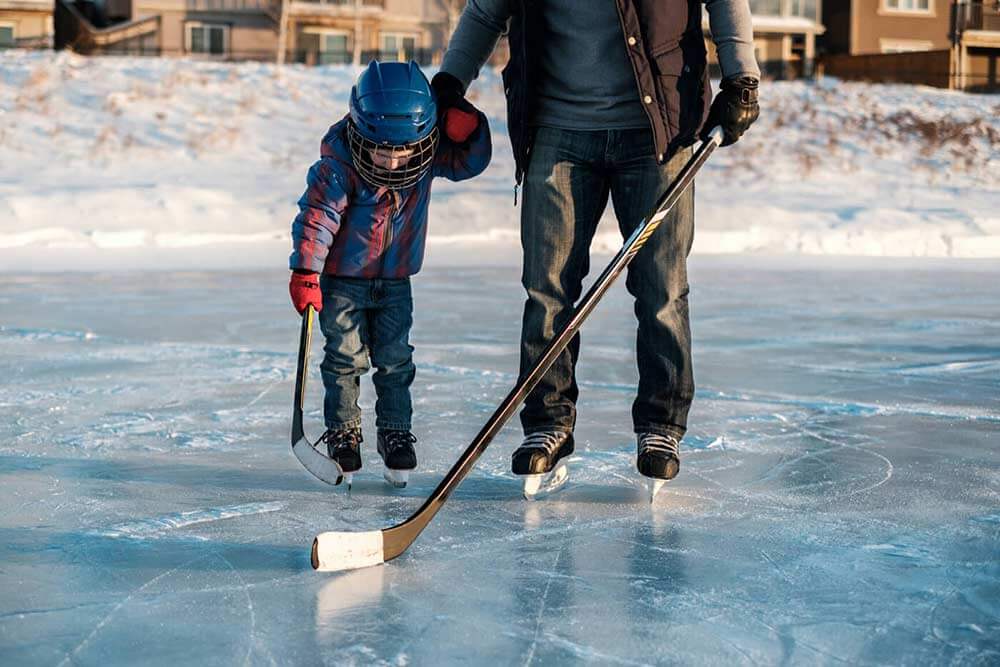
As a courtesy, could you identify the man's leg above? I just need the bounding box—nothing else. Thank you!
[608,133,695,439]
[518,127,610,435]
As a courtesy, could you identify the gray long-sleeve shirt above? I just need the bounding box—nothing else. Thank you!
[441,0,761,131]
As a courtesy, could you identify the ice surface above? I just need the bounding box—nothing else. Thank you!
[1,259,998,665]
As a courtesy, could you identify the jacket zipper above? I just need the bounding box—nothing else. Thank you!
[378,190,397,275]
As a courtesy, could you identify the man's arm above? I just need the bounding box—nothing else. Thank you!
[440,0,512,90]
[704,0,761,80]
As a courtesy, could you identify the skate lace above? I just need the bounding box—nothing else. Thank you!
[638,433,680,459]
[382,430,416,454]
[321,428,361,453]
[522,431,566,455]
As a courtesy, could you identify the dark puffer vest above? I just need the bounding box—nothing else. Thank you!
[503,0,713,183]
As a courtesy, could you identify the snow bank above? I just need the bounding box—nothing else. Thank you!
[1,50,998,270]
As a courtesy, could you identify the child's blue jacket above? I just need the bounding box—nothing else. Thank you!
[289,113,491,278]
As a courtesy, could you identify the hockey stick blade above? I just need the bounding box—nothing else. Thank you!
[310,129,724,572]
[313,530,384,572]
[292,305,345,486]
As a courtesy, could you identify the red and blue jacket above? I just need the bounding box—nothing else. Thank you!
[289,114,491,278]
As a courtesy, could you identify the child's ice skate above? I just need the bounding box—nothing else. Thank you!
[377,430,417,488]
[320,427,363,489]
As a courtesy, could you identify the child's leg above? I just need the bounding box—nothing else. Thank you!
[318,277,371,431]
[367,278,415,431]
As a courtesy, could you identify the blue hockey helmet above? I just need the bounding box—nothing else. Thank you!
[348,60,439,189]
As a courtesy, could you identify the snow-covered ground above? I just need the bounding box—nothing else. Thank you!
[1,50,999,270]
[2,263,998,664]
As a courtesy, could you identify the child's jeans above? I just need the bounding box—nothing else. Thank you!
[317,275,415,432]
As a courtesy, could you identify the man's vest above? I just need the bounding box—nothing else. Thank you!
[503,0,713,183]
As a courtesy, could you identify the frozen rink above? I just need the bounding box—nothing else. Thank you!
[1,258,998,665]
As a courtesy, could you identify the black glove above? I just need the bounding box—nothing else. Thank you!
[701,76,759,147]
[431,71,476,116]
[431,71,480,143]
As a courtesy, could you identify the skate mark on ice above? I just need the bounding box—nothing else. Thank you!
[522,540,564,667]
[92,501,283,539]
[214,551,260,667]
[57,553,211,667]
[795,422,894,498]
[536,633,653,666]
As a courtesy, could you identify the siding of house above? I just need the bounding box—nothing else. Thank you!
[0,4,53,47]
[850,0,952,54]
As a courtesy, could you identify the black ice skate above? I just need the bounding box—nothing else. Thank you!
[511,431,574,500]
[320,427,363,488]
[377,430,417,488]
[636,433,681,502]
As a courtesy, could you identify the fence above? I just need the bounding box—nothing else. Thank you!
[819,50,954,89]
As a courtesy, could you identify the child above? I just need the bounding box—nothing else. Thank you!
[288,61,491,487]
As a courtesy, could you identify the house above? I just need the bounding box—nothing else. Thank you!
[1,0,54,48]
[820,0,999,91]
[952,0,1000,91]
[53,0,452,64]
[822,0,953,54]
[705,0,827,79]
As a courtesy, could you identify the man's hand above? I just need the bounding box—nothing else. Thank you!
[701,76,759,147]
[289,270,322,314]
[431,71,480,143]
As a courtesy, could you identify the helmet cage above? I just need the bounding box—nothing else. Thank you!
[348,120,439,190]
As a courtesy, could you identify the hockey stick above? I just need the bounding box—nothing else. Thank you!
[291,303,347,486]
[312,127,725,572]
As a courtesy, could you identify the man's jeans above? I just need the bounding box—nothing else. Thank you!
[519,127,695,439]
[318,276,415,432]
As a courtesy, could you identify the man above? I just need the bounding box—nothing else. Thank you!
[432,0,760,496]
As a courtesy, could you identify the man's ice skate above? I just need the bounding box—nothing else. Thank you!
[637,433,680,503]
[377,430,417,488]
[320,427,363,489]
[511,431,574,500]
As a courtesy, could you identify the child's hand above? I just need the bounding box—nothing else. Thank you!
[431,72,480,143]
[289,271,323,314]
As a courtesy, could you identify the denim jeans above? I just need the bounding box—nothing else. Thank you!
[519,126,695,439]
[318,275,415,431]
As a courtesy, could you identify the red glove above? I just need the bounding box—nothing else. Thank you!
[289,271,322,314]
[431,71,480,143]
[443,107,479,143]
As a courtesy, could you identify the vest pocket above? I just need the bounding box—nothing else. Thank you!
[653,47,706,146]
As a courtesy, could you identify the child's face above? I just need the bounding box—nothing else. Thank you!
[369,146,416,171]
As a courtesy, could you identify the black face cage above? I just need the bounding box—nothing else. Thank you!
[348,121,439,190]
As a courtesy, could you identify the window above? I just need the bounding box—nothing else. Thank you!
[882,0,932,13]
[320,32,350,65]
[0,23,15,48]
[380,33,417,61]
[789,0,819,21]
[186,23,228,56]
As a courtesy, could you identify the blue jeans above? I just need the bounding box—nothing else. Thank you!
[519,127,695,439]
[318,276,415,431]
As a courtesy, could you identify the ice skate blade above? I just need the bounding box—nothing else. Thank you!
[383,468,409,489]
[648,479,667,503]
[342,472,354,491]
[520,461,569,500]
